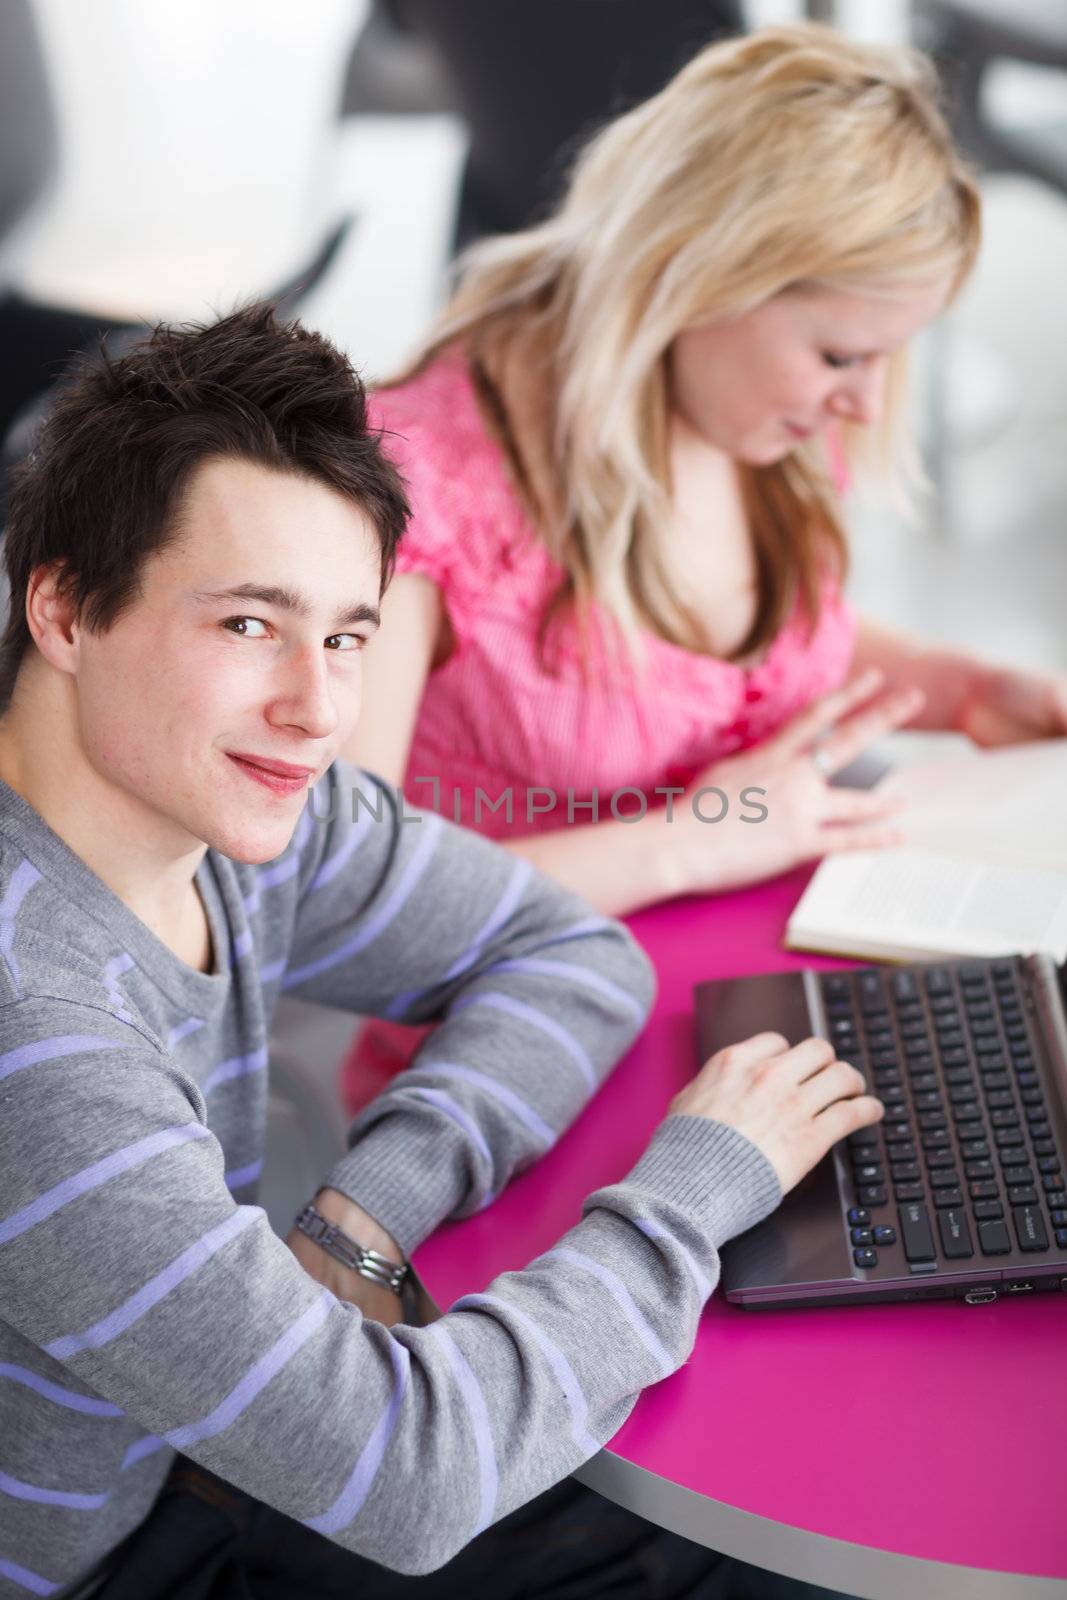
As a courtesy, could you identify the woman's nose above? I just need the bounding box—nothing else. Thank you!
[828,362,884,427]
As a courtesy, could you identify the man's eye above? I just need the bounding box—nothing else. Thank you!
[822,351,860,370]
[324,633,363,652]
[223,617,268,638]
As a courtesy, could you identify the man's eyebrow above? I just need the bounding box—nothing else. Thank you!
[194,585,380,630]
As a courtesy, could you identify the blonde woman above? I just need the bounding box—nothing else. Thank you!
[341,26,1067,1104]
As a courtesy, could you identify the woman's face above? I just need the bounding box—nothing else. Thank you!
[667,280,950,465]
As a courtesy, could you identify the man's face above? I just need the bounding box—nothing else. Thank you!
[73,457,382,863]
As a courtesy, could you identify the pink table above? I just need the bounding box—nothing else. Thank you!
[413,868,1067,1600]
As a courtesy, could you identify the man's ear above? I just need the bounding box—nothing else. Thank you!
[25,563,83,676]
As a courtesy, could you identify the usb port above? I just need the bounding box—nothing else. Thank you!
[1007,1281,1035,1294]
[964,1288,998,1305]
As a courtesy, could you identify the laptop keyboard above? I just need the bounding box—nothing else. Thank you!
[817,960,1067,1272]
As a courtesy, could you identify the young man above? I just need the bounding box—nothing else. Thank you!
[0,306,878,1599]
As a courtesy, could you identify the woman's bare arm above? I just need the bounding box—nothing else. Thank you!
[342,573,444,785]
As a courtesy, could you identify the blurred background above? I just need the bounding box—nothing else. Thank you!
[1,0,1064,1222]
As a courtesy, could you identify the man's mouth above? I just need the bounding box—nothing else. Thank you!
[226,753,316,795]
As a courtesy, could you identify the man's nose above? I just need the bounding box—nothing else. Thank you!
[268,648,340,740]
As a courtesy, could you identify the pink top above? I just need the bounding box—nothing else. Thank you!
[372,352,858,838]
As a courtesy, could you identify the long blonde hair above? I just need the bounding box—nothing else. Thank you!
[395,24,981,668]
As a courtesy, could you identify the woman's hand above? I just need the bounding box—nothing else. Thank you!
[671,668,925,895]
[955,662,1067,747]
[672,1030,882,1197]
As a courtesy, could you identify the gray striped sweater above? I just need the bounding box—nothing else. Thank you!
[0,764,780,1597]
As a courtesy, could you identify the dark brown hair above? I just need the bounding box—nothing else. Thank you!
[0,302,409,708]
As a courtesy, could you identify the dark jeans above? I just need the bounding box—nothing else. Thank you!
[93,1459,852,1600]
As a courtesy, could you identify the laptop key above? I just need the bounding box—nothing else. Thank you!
[974,1199,1004,1220]
[965,1159,994,1180]
[927,1150,957,1169]
[1013,1206,1049,1252]
[1050,1207,1067,1227]
[1008,1186,1038,1205]
[937,1208,974,1259]
[847,1207,871,1226]
[872,1226,896,1245]
[930,1169,960,1189]
[978,1219,1012,1255]
[853,1248,877,1268]
[850,1227,873,1246]
[970,1181,999,1200]
[898,1202,936,1263]
[933,1189,963,1208]
[1057,1230,1067,1249]
[1044,1174,1065,1192]
[895,1182,924,1202]
[858,1186,887,1206]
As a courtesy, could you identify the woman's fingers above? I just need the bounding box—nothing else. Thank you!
[810,685,925,774]
[821,787,905,825]
[819,820,907,854]
[771,668,886,757]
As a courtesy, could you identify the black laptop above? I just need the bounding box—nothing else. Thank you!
[694,954,1067,1307]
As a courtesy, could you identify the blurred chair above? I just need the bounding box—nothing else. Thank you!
[916,0,1067,196]
[911,1,1067,515]
[350,0,744,246]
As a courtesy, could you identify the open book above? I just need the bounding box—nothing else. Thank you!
[785,737,1067,964]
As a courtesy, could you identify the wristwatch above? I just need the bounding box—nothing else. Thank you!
[293,1203,409,1295]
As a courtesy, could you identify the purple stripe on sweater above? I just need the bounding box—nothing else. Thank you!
[283,814,443,988]
[231,927,254,963]
[102,955,134,1023]
[548,1247,673,1378]
[0,1364,122,1417]
[123,1291,333,1469]
[308,804,374,891]
[0,1555,60,1596]
[46,1208,259,1360]
[417,1063,555,1146]
[536,917,612,950]
[633,1218,712,1300]
[448,993,596,1093]
[483,956,645,1021]
[0,860,41,995]
[224,1159,263,1192]
[408,1087,493,1171]
[0,1035,126,1085]
[383,859,532,1019]
[166,1016,205,1050]
[201,1045,268,1096]
[0,1469,107,1512]
[304,1337,410,1535]
[425,1324,498,1537]
[452,1293,599,1458]
[258,956,287,986]
[0,1124,210,1247]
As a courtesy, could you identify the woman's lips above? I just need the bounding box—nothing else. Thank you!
[226,753,314,795]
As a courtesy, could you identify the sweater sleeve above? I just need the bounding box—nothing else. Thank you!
[0,993,779,1576]
[282,764,661,1255]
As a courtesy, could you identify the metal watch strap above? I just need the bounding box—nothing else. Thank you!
[293,1203,409,1294]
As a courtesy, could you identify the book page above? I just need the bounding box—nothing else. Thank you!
[786,847,1067,963]
[876,738,1067,870]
